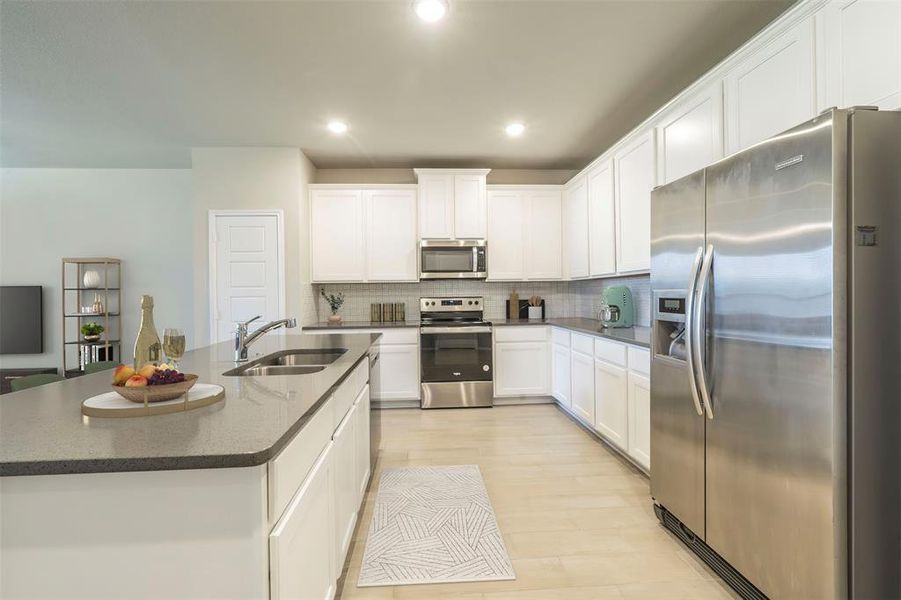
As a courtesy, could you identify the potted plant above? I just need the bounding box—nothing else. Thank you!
[81,322,105,342]
[320,289,345,324]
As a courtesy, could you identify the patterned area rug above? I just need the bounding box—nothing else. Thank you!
[357,465,516,587]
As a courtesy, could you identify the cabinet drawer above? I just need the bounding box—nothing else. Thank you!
[494,326,548,343]
[594,338,627,366]
[628,347,650,376]
[268,399,335,524]
[571,332,594,355]
[333,359,369,429]
[551,328,571,347]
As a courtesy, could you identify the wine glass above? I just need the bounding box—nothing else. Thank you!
[163,328,186,370]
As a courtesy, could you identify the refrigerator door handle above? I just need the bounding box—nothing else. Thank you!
[693,243,714,419]
[684,246,705,416]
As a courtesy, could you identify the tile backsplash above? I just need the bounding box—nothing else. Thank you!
[313,274,650,326]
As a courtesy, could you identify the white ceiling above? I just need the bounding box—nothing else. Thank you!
[0,0,792,169]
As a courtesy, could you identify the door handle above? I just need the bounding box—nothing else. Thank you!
[684,246,705,417]
[692,244,714,419]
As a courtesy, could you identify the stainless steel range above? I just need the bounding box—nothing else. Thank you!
[419,297,493,409]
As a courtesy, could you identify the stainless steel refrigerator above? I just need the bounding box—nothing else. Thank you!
[650,108,900,600]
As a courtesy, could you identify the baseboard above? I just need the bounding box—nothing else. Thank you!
[373,399,420,409]
[492,395,555,406]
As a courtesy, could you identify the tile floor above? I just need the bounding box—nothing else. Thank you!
[336,404,737,599]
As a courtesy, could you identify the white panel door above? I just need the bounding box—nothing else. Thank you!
[587,160,617,277]
[594,359,629,451]
[494,341,549,397]
[656,82,724,185]
[724,19,816,154]
[375,344,421,401]
[354,385,371,502]
[213,214,283,343]
[454,174,487,239]
[365,189,418,281]
[269,442,335,600]
[614,129,655,273]
[818,0,901,111]
[552,344,571,409]
[332,402,357,568]
[525,190,563,280]
[628,371,651,470]
[487,190,525,281]
[418,174,455,239]
[570,350,594,424]
[310,190,365,282]
[564,176,589,279]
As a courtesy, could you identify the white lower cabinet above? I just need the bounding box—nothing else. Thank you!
[377,343,420,402]
[270,442,336,600]
[494,341,550,397]
[552,343,571,409]
[354,385,371,501]
[570,350,595,424]
[627,371,651,470]
[333,401,358,567]
[593,359,629,451]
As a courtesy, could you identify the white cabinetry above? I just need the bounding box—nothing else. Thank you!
[310,189,365,282]
[593,359,628,451]
[818,0,901,111]
[587,160,617,277]
[551,329,571,409]
[614,130,655,273]
[563,176,590,279]
[365,189,418,281]
[526,190,564,279]
[725,19,816,155]
[415,169,489,240]
[493,327,550,397]
[354,385,371,501]
[487,187,563,281]
[627,371,651,471]
[656,82,724,185]
[332,402,358,567]
[486,190,525,280]
[570,346,594,425]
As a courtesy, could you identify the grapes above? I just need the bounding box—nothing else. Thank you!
[147,368,187,386]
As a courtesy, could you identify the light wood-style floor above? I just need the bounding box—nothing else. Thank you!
[337,404,737,600]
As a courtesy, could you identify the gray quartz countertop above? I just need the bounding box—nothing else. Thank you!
[303,320,420,330]
[0,333,378,477]
[491,318,651,348]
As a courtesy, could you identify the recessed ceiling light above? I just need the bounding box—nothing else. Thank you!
[505,123,525,137]
[414,0,448,23]
[327,120,348,134]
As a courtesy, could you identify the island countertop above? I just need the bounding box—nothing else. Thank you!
[0,333,378,477]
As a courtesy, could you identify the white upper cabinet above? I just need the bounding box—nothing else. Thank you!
[525,190,563,280]
[487,187,562,281]
[817,0,901,111]
[310,189,365,282]
[563,176,590,279]
[656,82,724,185]
[487,190,525,281]
[724,19,816,155]
[365,189,418,282]
[587,160,616,277]
[614,129,655,273]
[415,169,489,240]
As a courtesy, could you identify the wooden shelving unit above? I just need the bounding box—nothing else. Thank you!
[61,258,122,376]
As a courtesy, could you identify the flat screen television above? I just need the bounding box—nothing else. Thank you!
[0,286,44,354]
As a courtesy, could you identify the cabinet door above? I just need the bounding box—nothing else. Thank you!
[418,174,455,239]
[376,343,421,401]
[656,82,724,185]
[587,160,617,277]
[494,341,549,397]
[525,190,563,280]
[724,19,816,155]
[628,371,651,470]
[454,174,487,239]
[487,190,525,280]
[270,442,335,600]
[310,190,364,282]
[354,385,371,502]
[614,130,655,273]
[552,344,571,409]
[564,176,590,279]
[818,0,901,111]
[365,189,418,281]
[332,403,357,568]
[594,359,629,451]
[570,350,595,424]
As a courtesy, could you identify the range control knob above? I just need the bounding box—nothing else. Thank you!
[474,300,480,305]
[482,365,490,372]
[467,300,473,305]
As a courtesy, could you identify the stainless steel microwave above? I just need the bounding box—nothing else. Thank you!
[419,240,487,279]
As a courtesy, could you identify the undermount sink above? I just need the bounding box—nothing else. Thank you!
[223,348,348,377]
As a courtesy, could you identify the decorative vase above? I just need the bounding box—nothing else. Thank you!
[83,270,101,289]
[328,314,342,325]
[83,334,101,343]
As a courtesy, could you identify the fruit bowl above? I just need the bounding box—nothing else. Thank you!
[112,374,198,403]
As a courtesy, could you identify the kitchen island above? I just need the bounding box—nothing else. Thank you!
[1,333,379,599]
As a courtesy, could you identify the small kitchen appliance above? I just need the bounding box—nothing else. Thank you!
[598,286,634,328]
[419,240,486,280]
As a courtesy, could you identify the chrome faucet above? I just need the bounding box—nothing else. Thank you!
[234,316,297,362]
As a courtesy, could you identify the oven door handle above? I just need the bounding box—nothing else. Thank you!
[420,326,492,334]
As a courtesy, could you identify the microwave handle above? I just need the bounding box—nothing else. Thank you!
[472,246,478,272]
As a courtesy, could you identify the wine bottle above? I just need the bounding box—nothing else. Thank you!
[133,295,162,368]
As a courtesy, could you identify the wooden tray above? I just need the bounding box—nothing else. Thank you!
[82,383,225,418]
[112,374,198,403]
